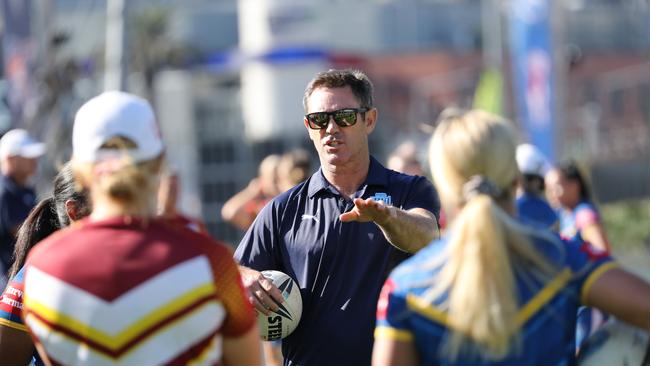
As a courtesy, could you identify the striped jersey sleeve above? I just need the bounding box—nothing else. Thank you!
[375,278,414,342]
[0,267,27,331]
[563,239,617,304]
[210,242,256,337]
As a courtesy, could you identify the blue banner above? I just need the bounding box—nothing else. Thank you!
[509,0,557,162]
[1,0,35,129]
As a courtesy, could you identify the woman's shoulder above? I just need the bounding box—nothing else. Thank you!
[390,238,448,290]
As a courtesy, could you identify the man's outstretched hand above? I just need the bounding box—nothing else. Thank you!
[339,198,395,225]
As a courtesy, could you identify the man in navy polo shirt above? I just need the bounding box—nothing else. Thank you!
[0,129,44,275]
[234,69,440,366]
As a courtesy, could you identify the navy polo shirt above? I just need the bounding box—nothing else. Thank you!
[0,175,37,271]
[234,156,440,366]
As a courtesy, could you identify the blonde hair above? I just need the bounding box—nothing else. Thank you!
[428,110,558,360]
[72,136,163,216]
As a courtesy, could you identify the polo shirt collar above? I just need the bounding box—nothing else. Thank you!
[307,156,389,198]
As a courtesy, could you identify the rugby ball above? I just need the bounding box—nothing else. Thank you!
[257,270,302,341]
[577,319,650,366]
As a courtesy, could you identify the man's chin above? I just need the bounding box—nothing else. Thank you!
[323,155,350,169]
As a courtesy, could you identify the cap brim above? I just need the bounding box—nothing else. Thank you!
[19,143,46,158]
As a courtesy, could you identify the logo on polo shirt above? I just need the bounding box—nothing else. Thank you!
[370,193,392,206]
[301,213,319,223]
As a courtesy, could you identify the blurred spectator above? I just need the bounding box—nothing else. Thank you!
[157,169,208,234]
[221,153,281,230]
[386,141,425,176]
[515,143,558,231]
[278,148,312,192]
[545,159,612,350]
[386,140,449,232]
[546,160,610,252]
[544,168,562,209]
[0,129,44,275]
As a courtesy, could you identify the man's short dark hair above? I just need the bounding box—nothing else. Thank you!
[302,69,374,112]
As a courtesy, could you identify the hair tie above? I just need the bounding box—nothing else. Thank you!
[462,175,502,201]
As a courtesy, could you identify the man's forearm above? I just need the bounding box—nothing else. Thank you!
[376,207,438,253]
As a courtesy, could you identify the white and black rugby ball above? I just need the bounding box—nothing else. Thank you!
[577,319,650,366]
[257,270,303,341]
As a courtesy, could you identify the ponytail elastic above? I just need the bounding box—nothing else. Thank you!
[462,175,502,202]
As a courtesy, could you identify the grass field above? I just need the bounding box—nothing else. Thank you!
[601,197,650,280]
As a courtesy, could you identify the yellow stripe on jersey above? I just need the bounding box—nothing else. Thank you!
[25,301,224,363]
[23,282,216,350]
[516,268,572,326]
[406,268,575,329]
[0,317,28,332]
[374,326,414,342]
[24,313,116,363]
[580,262,618,305]
[406,294,449,326]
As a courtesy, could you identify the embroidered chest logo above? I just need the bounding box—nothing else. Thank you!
[370,192,392,206]
[301,213,320,223]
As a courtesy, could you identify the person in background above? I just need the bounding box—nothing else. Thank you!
[515,143,558,231]
[546,160,610,252]
[0,129,45,275]
[262,147,313,366]
[0,162,90,366]
[222,153,281,230]
[22,91,260,365]
[158,169,208,235]
[386,141,425,177]
[373,109,650,365]
[277,148,312,193]
[385,140,449,232]
[235,69,440,366]
[545,160,612,350]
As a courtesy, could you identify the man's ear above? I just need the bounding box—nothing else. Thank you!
[365,108,378,133]
[303,117,311,130]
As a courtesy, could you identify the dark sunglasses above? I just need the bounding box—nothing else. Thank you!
[305,108,369,130]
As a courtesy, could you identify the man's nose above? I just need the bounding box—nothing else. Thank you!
[324,116,340,133]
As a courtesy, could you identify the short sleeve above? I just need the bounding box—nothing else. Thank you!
[374,278,414,342]
[234,201,281,270]
[0,267,27,331]
[563,239,617,304]
[574,204,600,230]
[211,247,256,337]
[402,176,440,221]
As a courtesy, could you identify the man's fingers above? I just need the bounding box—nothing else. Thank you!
[249,293,269,315]
[260,278,285,305]
[339,211,357,222]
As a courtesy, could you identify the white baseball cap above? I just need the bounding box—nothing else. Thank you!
[516,143,552,177]
[0,129,46,158]
[73,91,164,163]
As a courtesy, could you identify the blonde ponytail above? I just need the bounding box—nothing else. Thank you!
[434,194,518,359]
[428,109,559,361]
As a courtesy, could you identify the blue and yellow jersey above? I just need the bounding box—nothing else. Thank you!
[516,192,558,231]
[375,232,616,365]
